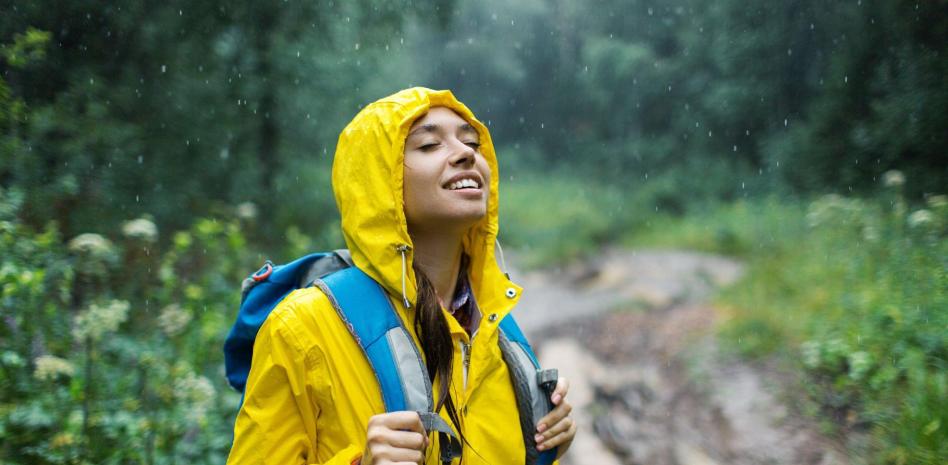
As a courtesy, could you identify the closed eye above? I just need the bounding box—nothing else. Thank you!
[465,141,481,150]
[418,143,440,151]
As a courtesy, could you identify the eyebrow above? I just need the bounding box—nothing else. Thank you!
[408,122,478,138]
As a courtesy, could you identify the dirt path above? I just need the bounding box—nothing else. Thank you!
[510,248,849,465]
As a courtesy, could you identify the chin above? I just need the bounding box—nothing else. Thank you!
[436,208,487,231]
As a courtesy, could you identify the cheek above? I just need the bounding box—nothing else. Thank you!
[403,161,438,197]
[477,158,492,188]
[402,159,441,219]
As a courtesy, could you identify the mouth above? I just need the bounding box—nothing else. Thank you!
[442,173,484,191]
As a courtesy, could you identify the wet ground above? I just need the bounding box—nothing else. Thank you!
[511,249,850,465]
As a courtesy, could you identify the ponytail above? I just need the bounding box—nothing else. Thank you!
[411,263,465,443]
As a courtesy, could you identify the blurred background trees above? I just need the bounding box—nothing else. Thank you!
[1,0,945,463]
[2,0,944,242]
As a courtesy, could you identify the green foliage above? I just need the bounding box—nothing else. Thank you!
[0,27,49,68]
[0,187,258,464]
[0,0,453,242]
[1,0,945,462]
[404,0,945,197]
[630,174,947,463]
[624,197,807,257]
[500,172,627,267]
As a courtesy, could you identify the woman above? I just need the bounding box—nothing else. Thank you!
[227,88,576,464]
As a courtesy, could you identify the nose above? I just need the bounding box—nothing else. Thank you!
[448,139,477,167]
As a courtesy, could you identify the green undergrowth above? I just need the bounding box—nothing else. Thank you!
[0,187,253,465]
[499,175,632,268]
[625,181,947,464]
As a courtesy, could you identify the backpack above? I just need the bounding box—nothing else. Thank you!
[223,250,559,465]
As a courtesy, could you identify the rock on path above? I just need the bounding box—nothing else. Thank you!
[510,248,848,465]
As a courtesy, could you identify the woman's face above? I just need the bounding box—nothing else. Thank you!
[403,107,491,234]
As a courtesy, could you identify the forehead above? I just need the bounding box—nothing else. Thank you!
[408,107,476,134]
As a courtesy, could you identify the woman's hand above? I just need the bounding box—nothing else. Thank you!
[535,377,577,458]
[361,411,429,465]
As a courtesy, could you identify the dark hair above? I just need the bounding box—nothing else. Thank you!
[411,263,465,444]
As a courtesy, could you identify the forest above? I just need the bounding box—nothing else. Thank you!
[1,0,945,463]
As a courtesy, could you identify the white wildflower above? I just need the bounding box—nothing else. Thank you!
[801,340,822,369]
[236,202,258,220]
[1,351,25,367]
[174,372,216,423]
[122,218,158,242]
[861,225,880,242]
[926,195,947,210]
[848,351,873,381]
[806,194,863,228]
[158,304,192,337]
[34,355,76,381]
[882,170,904,187]
[68,233,114,256]
[73,300,130,341]
[907,209,933,228]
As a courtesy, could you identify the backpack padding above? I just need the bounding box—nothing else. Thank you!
[499,315,558,465]
[317,267,461,464]
[225,252,333,392]
[498,314,540,367]
[316,266,413,412]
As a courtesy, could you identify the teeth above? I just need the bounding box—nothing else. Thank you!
[449,178,479,190]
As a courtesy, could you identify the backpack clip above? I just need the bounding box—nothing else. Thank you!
[537,368,559,399]
[251,261,274,282]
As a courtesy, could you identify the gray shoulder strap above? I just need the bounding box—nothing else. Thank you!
[498,332,557,465]
[333,248,354,267]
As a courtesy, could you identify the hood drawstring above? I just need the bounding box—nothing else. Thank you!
[396,244,412,308]
[495,238,511,280]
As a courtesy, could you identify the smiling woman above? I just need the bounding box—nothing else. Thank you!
[403,108,490,237]
[225,88,576,465]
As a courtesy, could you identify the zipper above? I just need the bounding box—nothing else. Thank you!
[460,340,471,389]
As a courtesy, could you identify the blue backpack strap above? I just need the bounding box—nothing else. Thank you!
[499,314,541,366]
[314,267,462,464]
[224,252,333,392]
[314,266,414,411]
[499,314,559,465]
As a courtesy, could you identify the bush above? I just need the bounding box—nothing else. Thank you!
[636,173,947,463]
[0,187,257,465]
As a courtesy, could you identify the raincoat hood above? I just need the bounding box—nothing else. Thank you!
[332,87,520,315]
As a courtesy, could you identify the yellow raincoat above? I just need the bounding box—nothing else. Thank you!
[226,88,546,464]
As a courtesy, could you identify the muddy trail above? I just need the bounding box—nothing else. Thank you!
[510,249,849,465]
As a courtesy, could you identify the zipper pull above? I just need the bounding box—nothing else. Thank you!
[462,341,472,369]
[460,341,472,390]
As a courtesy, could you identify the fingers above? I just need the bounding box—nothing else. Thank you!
[384,430,428,450]
[537,416,577,452]
[365,412,429,465]
[536,379,575,455]
[370,411,427,435]
[551,376,569,405]
[536,397,572,433]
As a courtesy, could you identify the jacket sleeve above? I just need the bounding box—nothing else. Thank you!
[226,310,363,465]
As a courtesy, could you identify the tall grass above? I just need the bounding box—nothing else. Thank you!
[499,175,633,267]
